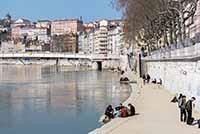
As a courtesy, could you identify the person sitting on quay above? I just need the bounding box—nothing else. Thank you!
[114,103,124,117]
[146,74,151,83]
[142,74,146,85]
[120,71,130,82]
[104,103,136,121]
[128,103,136,116]
[157,78,162,85]
[120,106,129,118]
[152,78,157,84]
[105,105,114,120]
[120,103,136,118]
[115,103,124,111]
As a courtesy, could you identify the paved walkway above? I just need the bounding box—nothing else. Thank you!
[91,84,200,134]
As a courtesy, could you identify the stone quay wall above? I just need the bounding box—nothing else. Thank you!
[141,44,200,112]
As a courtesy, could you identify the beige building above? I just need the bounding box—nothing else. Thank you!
[52,33,78,53]
[78,20,124,55]
[11,19,33,39]
[11,26,23,39]
[51,19,83,35]
[36,20,51,29]
[94,20,109,55]
[12,26,50,43]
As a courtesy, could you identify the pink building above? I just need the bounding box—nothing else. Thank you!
[12,26,50,43]
[11,26,22,39]
[51,19,83,35]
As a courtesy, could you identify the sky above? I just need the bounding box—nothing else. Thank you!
[0,0,122,22]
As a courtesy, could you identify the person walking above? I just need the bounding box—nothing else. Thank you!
[185,97,196,125]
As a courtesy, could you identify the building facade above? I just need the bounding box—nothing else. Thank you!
[12,26,50,43]
[51,19,83,35]
[36,20,51,29]
[78,20,124,55]
[78,29,95,54]
[108,26,124,55]
[52,33,78,53]
[11,19,31,28]
[94,20,109,55]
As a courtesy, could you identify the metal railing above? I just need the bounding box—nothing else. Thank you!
[143,43,200,60]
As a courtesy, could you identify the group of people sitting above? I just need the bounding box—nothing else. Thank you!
[120,71,130,82]
[142,74,162,85]
[102,103,136,123]
[171,94,200,128]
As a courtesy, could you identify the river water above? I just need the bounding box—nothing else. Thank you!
[0,65,131,134]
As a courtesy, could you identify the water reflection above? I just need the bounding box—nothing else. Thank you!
[0,65,131,134]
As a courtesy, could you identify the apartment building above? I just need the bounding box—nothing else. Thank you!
[11,19,31,28]
[78,24,95,54]
[36,20,51,29]
[52,33,78,53]
[94,20,109,55]
[78,20,124,55]
[51,19,83,35]
[108,26,124,55]
[12,26,50,43]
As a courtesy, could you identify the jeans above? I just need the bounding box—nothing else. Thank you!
[186,110,192,125]
[180,108,187,122]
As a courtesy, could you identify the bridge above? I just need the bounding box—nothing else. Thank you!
[0,53,120,61]
[0,53,120,70]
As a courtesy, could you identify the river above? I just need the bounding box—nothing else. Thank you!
[0,65,132,134]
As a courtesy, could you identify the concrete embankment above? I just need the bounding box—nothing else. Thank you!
[90,82,200,134]
[89,82,141,134]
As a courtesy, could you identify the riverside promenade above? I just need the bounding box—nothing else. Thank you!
[90,82,200,134]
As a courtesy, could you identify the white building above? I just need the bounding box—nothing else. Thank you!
[88,31,95,54]
[11,19,31,28]
[21,27,50,43]
[78,30,95,54]
[78,19,124,55]
[94,20,109,55]
[108,26,124,55]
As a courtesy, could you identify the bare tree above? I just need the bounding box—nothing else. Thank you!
[113,0,199,52]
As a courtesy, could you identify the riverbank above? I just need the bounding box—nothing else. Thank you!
[89,79,142,134]
[89,81,200,134]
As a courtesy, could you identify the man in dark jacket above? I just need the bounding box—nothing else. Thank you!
[185,97,196,125]
[105,105,114,119]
